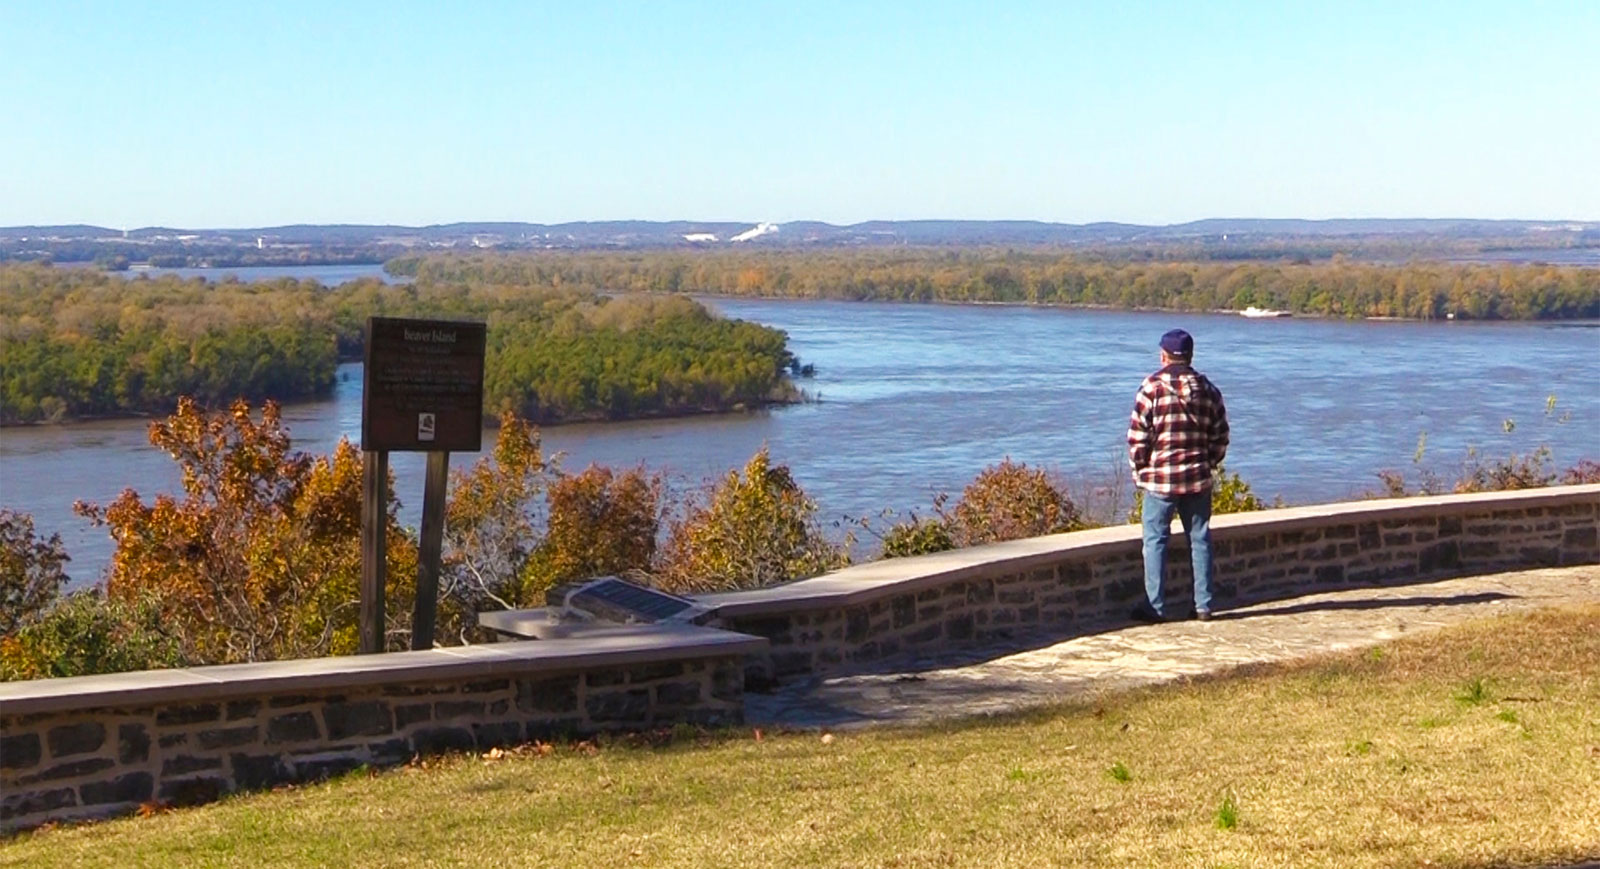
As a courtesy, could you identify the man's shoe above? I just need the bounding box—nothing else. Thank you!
[1130,604,1166,624]
[1195,610,1212,622]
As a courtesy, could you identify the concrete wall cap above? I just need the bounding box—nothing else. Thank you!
[0,623,766,716]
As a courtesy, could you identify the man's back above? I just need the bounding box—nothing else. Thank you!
[1127,363,1229,496]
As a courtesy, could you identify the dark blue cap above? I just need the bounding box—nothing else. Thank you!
[1159,329,1193,358]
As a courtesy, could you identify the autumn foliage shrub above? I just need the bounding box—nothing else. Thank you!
[7,403,843,676]
[2,509,185,679]
[1562,459,1600,484]
[439,412,551,628]
[654,448,845,592]
[950,459,1084,545]
[0,509,69,636]
[878,459,1083,558]
[1376,448,1597,497]
[522,464,662,603]
[73,398,420,662]
[1210,466,1272,513]
[1452,450,1555,493]
[1375,402,1596,497]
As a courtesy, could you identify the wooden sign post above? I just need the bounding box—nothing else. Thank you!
[359,451,389,656]
[360,316,486,654]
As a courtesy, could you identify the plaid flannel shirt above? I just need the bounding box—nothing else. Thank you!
[1127,363,1229,496]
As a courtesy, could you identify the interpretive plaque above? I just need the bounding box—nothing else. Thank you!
[362,317,486,453]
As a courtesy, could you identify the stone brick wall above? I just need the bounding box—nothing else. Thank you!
[1,654,745,833]
[713,488,1600,681]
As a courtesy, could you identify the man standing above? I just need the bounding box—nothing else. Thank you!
[1127,328,1230,622]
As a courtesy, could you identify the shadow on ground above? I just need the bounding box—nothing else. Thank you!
[1212,590,1515,621]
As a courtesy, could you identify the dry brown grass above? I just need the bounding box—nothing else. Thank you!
[3,605,1598,868]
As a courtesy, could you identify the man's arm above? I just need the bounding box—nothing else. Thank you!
[1127,384,1154,476]
[1207,386,1230,469]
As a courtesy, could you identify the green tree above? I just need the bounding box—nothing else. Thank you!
[1211,466,1273,513]
[1129,466,1274,522]
[879,513,958,558]
[655,448,846,592]
[1,591,185,681]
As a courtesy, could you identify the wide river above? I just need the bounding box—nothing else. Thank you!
[5,265,1599,585]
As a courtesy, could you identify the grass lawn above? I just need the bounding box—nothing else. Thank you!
[3,605,1598,868]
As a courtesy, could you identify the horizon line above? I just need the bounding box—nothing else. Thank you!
[6,215,1599,233]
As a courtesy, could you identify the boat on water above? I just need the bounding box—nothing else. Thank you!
[1239,306,1292,318]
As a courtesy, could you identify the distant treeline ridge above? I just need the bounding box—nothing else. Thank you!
[387,250,1600,320]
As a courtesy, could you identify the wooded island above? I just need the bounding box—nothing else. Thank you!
[0,265,799,425]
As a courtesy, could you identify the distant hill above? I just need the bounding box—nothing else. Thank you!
[4,218,1596,254]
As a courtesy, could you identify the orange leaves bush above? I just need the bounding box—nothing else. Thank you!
[879,458,1083,558]
[524,464,662,602]
[950,458,1083,545]
[73,398,418,663]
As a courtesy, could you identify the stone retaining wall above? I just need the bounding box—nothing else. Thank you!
[704,486,1600,681]
[1,628,758,832]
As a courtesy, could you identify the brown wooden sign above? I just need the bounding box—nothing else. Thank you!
[362,317,486,453]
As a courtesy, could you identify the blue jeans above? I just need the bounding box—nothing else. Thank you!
[1141,489,1215,617]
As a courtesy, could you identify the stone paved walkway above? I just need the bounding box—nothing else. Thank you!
[747,565,1600,729]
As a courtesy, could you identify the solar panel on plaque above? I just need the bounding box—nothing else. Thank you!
[575,578,695,621]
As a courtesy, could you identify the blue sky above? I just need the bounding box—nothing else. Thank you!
[2,1,1596,227]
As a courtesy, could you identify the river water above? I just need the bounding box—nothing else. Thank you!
[3,265,1598,585]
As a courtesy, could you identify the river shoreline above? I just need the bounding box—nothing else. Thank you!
[0,381,809,430]
[675,290,1600,325]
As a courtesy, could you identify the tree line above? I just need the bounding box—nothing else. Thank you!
[0,264,799,425]
[387,249,1600,320]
